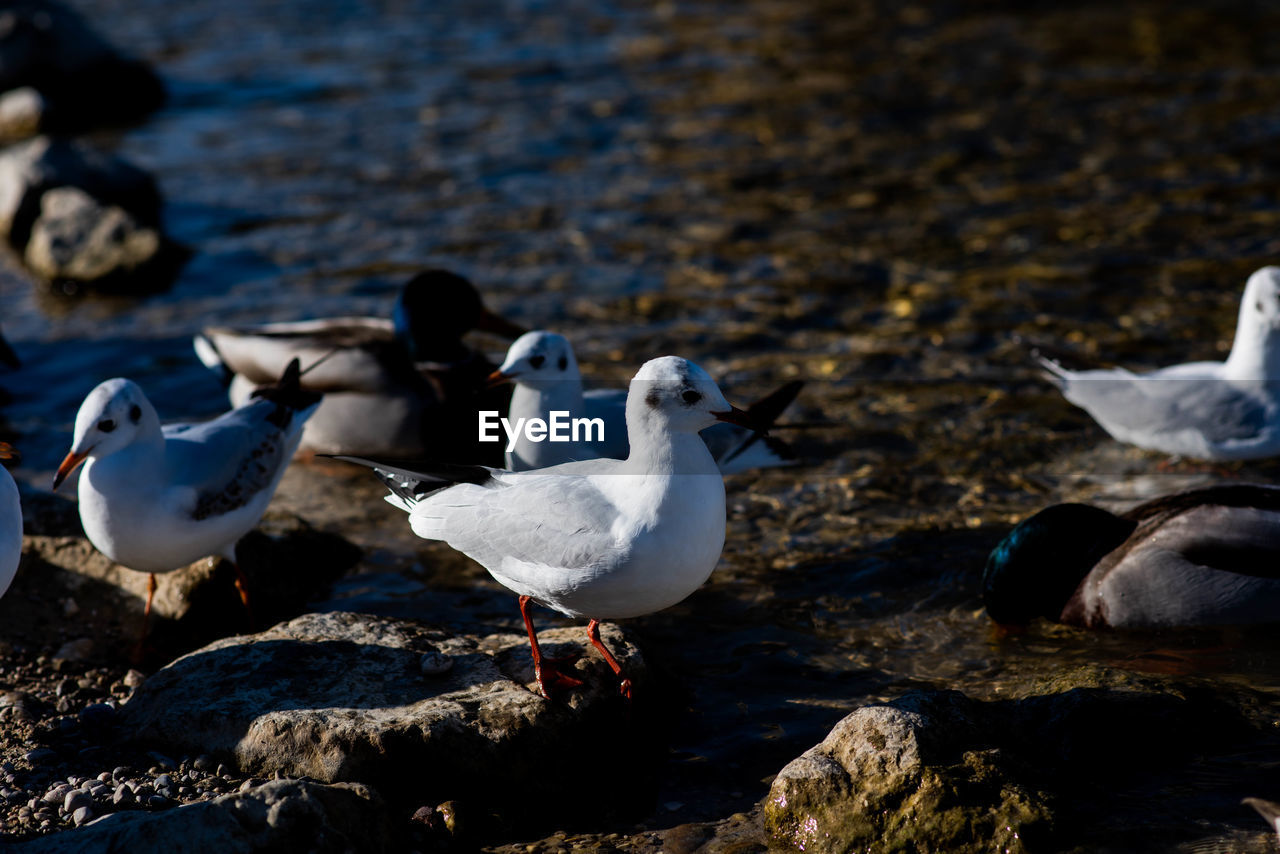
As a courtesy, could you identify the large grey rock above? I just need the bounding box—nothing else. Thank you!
[25,186,160,281]
[11,779,388,853]
[120,611,652,817]
[0,0,163,136]
[764,677,1253,854]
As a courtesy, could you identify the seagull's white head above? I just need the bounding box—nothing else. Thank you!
[54,378,160,489]
[1242,267,1280,332]
[489,330,579,388]
[627,356,754,434]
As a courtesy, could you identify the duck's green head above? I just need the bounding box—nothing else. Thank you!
[394,270,525,362]
[982,503,1137,625]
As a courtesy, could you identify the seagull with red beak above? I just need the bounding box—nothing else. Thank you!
[336,356,763,700]
[54,360,320,635]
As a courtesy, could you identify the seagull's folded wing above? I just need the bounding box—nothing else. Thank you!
[1062,369,1270,443]
[162,397,299,520]
[419,470,624,580]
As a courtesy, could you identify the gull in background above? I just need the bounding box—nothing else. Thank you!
[489,330,802,473]
[1039,266,1280,460]
[338,356,761,700]
[54,359,320,632]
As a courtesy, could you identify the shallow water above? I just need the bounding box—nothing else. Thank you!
[5,0,1280,850]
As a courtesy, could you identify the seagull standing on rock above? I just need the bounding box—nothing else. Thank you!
[1039,266,1280,460]
[53,360,321,632]
[338,356,761,700]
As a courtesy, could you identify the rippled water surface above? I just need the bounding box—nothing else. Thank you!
[6,0,1280,850]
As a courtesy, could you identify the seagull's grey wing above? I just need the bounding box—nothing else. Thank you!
[418,470,623,575]
[1062,371,1268,443]
[163,397,301,521]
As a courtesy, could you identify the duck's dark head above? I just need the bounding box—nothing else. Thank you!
[393,270,526,362]
[982,503,1137,625]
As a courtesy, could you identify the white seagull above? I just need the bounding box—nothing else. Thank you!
[338,356,759,699]
[489,330,802,473]
[0,443,21,600]
[1039,266,1280,460]
[53,360,321,629]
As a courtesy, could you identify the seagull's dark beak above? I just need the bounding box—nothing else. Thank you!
[475,307,527,340]
[485,369,517,390]
[53,449,88,491]
[711,405,765,432]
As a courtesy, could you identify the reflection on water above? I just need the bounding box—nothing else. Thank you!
[3,0,1280,849]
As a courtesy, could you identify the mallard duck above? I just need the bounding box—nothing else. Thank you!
[1039,266,1280,460]
[194,270,524,458]
[983,484,1280,628]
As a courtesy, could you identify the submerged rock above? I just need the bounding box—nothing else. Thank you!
[0,0,164,138]
[10,779,387,853]
[119,611,655,822]
[25,186,161,282]
[765,675,1253,853]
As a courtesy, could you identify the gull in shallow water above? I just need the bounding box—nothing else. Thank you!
[194,269,524,459]
[0,443,21,600]
[488,330,802,473]
[1039,266,1280,460]
[53,360,320,630]
[338,356,759,699]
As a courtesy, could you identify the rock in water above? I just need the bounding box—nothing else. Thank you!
[24,186,160,282]
[764,675,1253,853]
[119,611,656,824]
[0,0,164,137]
[0,136,184,292]
[9,779,387,853]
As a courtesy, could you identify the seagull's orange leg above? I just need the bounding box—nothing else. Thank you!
[518,595,583,698]
[231,562,256,628]
[586,619,632,700]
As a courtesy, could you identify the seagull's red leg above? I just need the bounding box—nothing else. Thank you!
[519,595,583,698]
[131,572,158,663]
[587,619,632,700]
[231,562,256,627]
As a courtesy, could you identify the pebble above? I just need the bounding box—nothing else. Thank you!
[112,784,135,806]
[79,702,116,729]
[22,748,55,764]
[146,794,171,809]
[71,805,92,825]
[63,790,91,813]
[122,670,146,688]
[193,754,215,772]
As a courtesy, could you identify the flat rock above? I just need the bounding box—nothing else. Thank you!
[7,511,361,660]
[119,611,654,820]
[764,675,1254,853]
[10,779,388,853]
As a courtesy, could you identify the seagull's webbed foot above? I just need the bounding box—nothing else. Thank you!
[518,595,584,700]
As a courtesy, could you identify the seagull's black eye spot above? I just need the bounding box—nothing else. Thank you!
[557,356,567,371]
[682,390,702,405]
[1258,300,1265,312]
[129,405,142,423]
[97,419,116,433]
[529,355,545,369]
